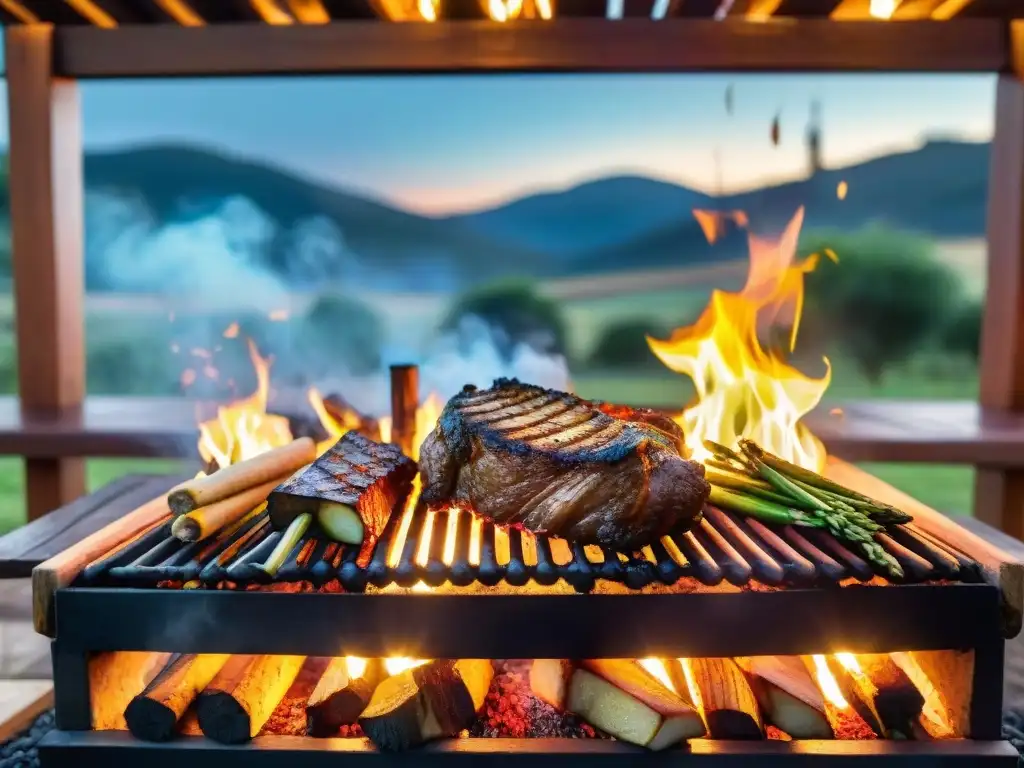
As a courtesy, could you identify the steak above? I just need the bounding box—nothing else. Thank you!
[419,379,709,550]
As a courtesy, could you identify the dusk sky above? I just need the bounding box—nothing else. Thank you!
[0,70,997,215]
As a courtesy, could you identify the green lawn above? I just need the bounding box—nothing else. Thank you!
[0,457,188,535]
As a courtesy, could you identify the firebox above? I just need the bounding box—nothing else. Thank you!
[29,423,1023,765]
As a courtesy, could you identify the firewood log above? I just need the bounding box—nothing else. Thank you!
[306,658,383,737]
[529,659,572,710]
[684,658,764,739]
[90,652,174,731]
[125,654,230,741]
[735,657,832,739]
[836,654,924,739]
[571,660,705,749]
[890,650,973,738]
[359,659,492,751]
[168,438,316,515]
[196,655,306,744]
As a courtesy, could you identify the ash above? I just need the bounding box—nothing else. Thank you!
[469,661,598,740]
[0,709,53,768]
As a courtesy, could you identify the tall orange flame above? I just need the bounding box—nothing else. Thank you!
[197,340,294,468]
[647,208,831,470]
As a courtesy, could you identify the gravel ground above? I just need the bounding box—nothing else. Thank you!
[0,710,53,768]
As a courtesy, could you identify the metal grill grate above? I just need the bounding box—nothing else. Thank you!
[75,484,981,593]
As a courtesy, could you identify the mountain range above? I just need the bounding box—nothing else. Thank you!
[70,138,990,291]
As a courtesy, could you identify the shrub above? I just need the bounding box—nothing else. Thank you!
[589,318,669,369]
[942,300,982,361]
[441,280,567,360]
[299,294,383,375]
[800,226,962,382]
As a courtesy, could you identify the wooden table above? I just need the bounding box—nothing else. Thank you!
[0,474,187,579]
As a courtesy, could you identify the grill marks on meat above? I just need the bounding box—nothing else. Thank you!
[419,379,709,550]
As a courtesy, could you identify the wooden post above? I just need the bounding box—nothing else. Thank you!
[5,24,87,520]
[976,23,1024,535]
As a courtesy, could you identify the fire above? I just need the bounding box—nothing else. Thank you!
[308,386,364,455]
[379,391,444,462]
[638,659,676,693]
[197,340,293,469]
[485,0,553,20]
[648,207,831,471]
[812,655,849,709]
[345,656,368,678]
[385,657,429,676]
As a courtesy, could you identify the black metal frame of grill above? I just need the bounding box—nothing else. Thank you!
[38,578,1018,766]
[38,481,1022,766]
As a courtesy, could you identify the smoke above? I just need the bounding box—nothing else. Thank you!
[419,315,572,402]
[83,190,571,416]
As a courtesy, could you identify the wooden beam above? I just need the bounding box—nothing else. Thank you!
[5,25,87,522]
[52,19,1010,77]
[975,23,1024,536]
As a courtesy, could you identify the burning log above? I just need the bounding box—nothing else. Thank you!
[529,659,573,710]
[805,655,879,740]
[168,438,317,516]
[735,656,831,739]
[124,654,230,741]
[90,652,174,731]
[196,655,306,744]
[682,658,765,739]
[389,364,419,458]
[359,659,492,752]
[833,653,924,739]
[268,431,417,548]
[571,660,705,749]
[890,650,973,738]
[306,657,383,737]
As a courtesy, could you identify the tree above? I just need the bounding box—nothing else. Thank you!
[800,226,961,382]
[300,294,383,375]
[441,279,568,360]
[942,300,982,362]
[589,318,669,369]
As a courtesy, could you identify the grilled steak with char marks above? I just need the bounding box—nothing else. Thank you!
[419,379,708,550]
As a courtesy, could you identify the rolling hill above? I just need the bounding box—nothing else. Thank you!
[65,138,991,291]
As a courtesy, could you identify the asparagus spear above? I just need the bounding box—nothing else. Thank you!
[703,439,909,579]
[708,487,821,528]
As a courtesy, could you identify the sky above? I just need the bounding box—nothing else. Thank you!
[0,70,997,215]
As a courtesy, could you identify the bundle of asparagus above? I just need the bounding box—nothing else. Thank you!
[703,439,912,579]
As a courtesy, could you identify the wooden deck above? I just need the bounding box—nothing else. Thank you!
[0,396,1020,466]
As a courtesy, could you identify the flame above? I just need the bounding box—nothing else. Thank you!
[812,655,849,709]
[638,659,676,693]
[837,180,848,200]
[268,308,290,321]
[442,507,461,566]
[648,207,831,471]
[418,0,439,20]
[385,657,429,676]
[345,656,368,678]
[307,386,367,455]
[380,391,444,461]
[197,341,294,469]
[835,653,861,674]
[679,659,703,713]
[869,0,898,18]
[485,0,551,20]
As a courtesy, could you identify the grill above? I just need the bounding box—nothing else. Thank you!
[81,491,976,593]
[32,457,1022,768]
